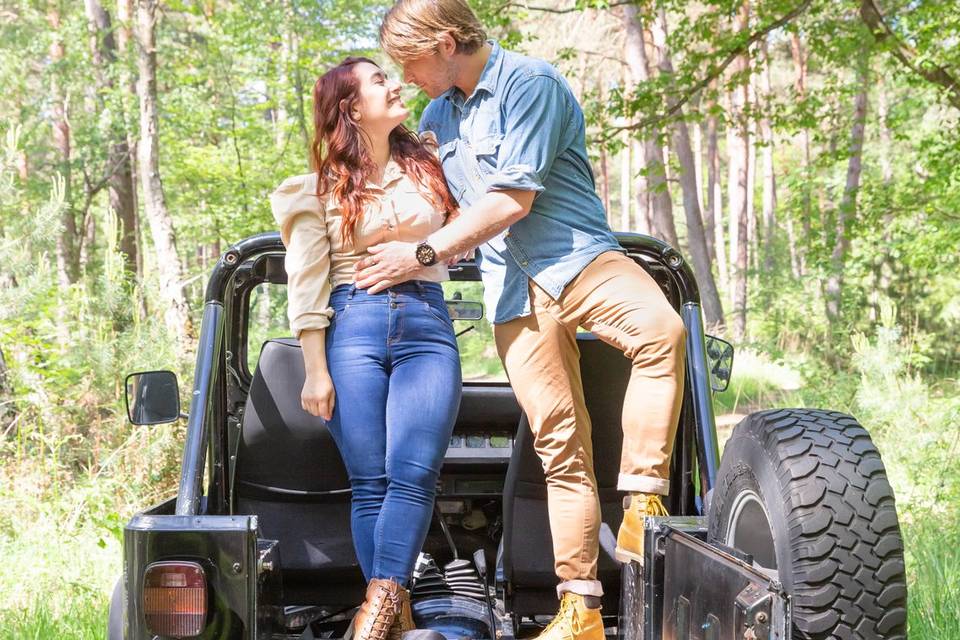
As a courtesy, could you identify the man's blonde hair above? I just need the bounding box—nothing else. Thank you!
[380,0,487,63]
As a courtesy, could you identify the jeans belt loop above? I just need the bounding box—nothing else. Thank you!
[348,284,357,300]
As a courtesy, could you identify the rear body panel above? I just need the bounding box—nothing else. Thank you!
[123,503,265,640]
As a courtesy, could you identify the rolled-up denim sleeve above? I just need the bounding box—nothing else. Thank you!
[486,75,570,194]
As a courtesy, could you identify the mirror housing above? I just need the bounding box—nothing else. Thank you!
[446,299,484,321]
[705,335,734,392]
[125,370,181,425]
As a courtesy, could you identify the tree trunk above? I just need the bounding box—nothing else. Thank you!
[650,10,725,328]
[691,97,705,218]
[824,60,870,325]
[621,5,678,247]
[620,134,631,231]
[759,36,777,273]
[118,0,144,281]
[0,346,13,425]
[136,0,193,340]
[790,32,810,278]
[874,75,895,321]
[729,1,751,342]
[274,32,290,151]
[86,0,139,279]
[706,87,726,291]
[48,3,78,287]
[746,64,758,274]
[632,139,651,234]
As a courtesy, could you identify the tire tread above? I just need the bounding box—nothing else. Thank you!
[710,408,908,639]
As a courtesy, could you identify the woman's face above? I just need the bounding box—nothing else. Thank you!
[351,61,408,133]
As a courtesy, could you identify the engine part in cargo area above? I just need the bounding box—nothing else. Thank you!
[410,596,493,640]
[411,553,488,600]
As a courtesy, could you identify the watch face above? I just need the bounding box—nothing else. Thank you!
[417,243,436,266]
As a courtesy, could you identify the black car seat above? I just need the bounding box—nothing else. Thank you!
[501,334,630,615]
[235,338,366,605]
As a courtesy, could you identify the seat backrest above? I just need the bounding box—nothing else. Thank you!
[235,338,365,604]
[502,335,630,614]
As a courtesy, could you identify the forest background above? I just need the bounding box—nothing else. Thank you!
[0,0,958,637]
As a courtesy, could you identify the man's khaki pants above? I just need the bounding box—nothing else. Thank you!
[494,251,686,598]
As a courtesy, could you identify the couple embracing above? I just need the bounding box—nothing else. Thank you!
[269,0,686,638]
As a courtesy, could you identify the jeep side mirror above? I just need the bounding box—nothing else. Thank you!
[705,335,734,392]
[446,300,484,321]
[125,371,181,425]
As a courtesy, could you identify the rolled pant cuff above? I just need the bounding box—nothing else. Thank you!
[556,579,604,598]
[617,474,669,495]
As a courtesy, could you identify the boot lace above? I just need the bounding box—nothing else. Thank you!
[642,494,669,517]
[540,595,577,637]
[359,586,402,639]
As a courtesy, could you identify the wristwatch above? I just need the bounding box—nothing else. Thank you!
[415,242,438,267]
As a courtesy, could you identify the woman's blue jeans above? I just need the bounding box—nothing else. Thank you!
[325,281,461,586]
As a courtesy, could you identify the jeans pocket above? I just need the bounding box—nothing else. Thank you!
[330,303,352,325]
[423,300,453,327]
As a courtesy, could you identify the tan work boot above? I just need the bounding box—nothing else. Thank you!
[534,593,604,640]
[615,493,668,565]
[353,579,404,640]
[387,585,415,640]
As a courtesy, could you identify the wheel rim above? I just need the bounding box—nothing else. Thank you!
[724,489,777,570]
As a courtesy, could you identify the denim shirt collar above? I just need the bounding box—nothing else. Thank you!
[443,40,503,110]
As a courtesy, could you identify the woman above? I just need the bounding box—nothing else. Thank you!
[270,57,462,640]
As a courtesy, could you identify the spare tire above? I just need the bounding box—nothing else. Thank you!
[708,409,907,639]
[107,577,123,640]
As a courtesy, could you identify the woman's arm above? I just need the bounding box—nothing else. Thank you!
[270,174,336,420]
[299,329,335,420]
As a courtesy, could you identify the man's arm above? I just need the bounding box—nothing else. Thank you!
[353,189,533,293]
[431,189,534,258]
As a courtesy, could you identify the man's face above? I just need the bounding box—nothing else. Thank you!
[400,50,458,99]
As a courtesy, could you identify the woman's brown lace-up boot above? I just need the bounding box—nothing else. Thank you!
[387,585,415,640]
[353,579,410,640]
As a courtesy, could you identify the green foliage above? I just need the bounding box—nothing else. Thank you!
[2,0,959,636]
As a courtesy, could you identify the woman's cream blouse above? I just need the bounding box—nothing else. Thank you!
[270,160,450,338]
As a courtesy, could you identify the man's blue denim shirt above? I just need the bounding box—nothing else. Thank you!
[419,41,622,324]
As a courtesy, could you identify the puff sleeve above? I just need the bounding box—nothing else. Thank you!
[269,174,334,338]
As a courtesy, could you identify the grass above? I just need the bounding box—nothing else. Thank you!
[0,470,121,640]
[905,517,960,638]
[0,598,107,640]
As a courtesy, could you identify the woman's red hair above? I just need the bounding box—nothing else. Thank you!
[311,57,457,245]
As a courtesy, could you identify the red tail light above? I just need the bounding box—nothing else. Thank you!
[142,561,207,638]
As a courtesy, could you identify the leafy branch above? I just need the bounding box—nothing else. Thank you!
[859,0,960,111]
[597,0,815,141]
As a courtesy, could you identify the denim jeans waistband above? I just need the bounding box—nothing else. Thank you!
[331,281,444,304]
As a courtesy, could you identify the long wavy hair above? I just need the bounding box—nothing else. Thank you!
[311,57,457,246]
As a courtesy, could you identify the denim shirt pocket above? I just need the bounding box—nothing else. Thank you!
[472,134,503,168]
[460,134,503,200]
[439,140,468,204]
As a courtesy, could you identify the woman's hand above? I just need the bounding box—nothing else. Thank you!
[301,370,335,421]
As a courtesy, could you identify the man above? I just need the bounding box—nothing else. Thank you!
[355,0,686,634]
